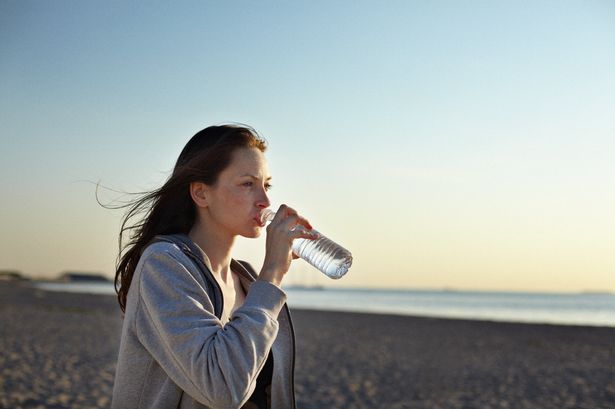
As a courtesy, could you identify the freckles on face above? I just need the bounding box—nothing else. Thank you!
[217,148,270,199]
[219,183,248,206]
[204,147,271,236]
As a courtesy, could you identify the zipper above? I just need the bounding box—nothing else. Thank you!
[285,304,297,409]
[235,259,297,408]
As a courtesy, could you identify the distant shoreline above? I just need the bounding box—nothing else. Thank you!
[14,276,613,295]
[16,280,615,328]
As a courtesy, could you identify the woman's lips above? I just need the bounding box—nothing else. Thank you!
[253,216,266,228]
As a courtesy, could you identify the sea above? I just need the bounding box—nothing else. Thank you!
[33,282,615,328]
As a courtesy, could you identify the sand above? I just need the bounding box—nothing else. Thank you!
[1,281,615,409]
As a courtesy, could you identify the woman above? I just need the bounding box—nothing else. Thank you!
[111,125,316,409]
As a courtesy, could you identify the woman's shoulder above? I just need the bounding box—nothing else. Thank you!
[140,234,197,261]
[139,240,188,265]
[136,238,201,281]
[132,238,217,306]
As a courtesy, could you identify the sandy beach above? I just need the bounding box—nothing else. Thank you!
[1,281,614,409]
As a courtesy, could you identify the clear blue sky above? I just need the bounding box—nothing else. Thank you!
[1,1,614,291]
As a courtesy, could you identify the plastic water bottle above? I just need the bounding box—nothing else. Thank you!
[260,209,353,279]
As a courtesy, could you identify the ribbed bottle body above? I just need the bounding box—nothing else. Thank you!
[291,232,352,279]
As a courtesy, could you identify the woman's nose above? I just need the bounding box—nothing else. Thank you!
[256,189,270,209]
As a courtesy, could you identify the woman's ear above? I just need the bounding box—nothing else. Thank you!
[189,182,209,208]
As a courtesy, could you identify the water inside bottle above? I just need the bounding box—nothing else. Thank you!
[292,234,352,279]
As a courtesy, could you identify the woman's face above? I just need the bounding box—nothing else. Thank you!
[201,147,272,239]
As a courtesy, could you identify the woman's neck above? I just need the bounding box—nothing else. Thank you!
[188,223,236,283]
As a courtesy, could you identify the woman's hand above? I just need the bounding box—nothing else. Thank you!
[259,204,318,287]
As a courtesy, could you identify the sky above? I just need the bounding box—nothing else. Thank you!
[1,1,614,292]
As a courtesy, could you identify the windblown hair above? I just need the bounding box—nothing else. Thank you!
[113,124,267,312]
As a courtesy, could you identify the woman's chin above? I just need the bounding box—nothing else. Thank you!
[242,227,263,239]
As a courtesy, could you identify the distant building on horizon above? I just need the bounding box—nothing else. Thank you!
[0,270,28,281]
[57,272,111,283]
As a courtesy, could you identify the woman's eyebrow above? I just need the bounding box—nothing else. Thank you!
[241,174,272,181]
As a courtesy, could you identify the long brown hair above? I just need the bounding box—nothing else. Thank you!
[113,124,267,312]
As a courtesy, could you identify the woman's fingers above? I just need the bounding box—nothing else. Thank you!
[271,204,313,232]
[260,204,318,285]
[289,225,319,241]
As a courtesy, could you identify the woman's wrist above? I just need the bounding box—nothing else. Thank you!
[258,268,283,288]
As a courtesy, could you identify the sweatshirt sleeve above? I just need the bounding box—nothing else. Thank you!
[133,244,286,409]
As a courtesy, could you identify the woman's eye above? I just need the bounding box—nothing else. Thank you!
[242,181,271,190]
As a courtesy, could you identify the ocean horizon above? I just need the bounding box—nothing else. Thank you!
[30,281,615,328]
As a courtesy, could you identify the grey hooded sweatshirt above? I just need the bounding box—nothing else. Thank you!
[111,234,296,409]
